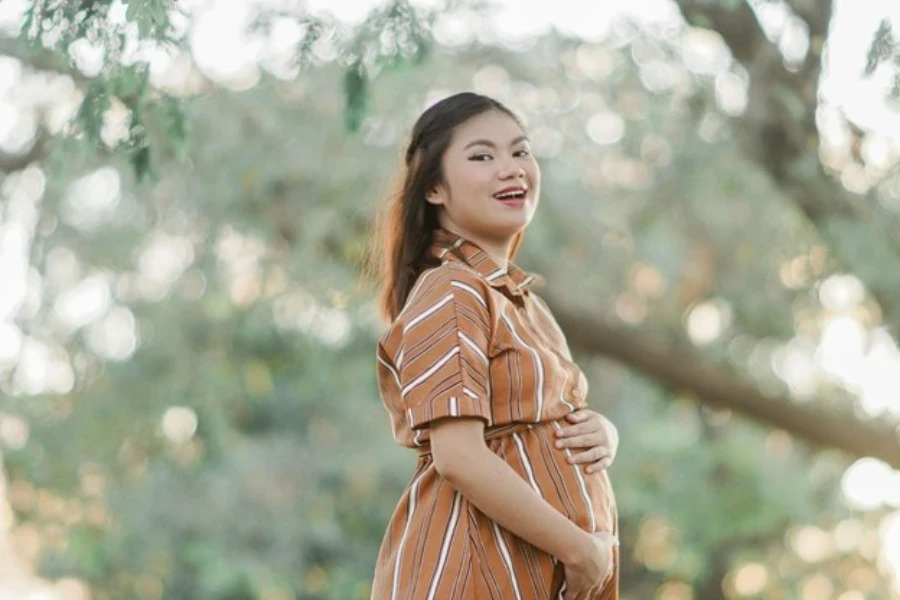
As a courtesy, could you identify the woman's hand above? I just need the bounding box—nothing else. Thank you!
[555,409,618,473]
[562,531,617,600]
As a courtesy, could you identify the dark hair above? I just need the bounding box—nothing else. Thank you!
[366,92,528,325]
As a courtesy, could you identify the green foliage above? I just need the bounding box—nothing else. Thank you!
[69,63,187,181]
[124,0,174,41]
[4,1,900,599]
[23,0,179,49]
[865,19,900,104]
[20,0,186,180]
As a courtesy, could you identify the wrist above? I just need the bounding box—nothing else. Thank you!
[559,529,595,566]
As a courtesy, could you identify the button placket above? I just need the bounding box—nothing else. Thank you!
[517,297,582,403]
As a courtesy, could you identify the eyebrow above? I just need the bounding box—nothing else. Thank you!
[462,135,530,151]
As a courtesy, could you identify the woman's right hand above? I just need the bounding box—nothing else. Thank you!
[562,531,617,600]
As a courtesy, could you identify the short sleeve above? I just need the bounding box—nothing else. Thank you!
[397,266,493,430]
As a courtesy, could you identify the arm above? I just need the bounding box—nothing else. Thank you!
[430,416,594,565]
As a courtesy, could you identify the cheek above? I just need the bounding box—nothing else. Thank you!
[447,163,491,194]
[457,170,495,200]
[527,160,541,183]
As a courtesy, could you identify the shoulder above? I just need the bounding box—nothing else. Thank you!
[527,290,552,315]
[379,264,493,350]
[408,262,492,307]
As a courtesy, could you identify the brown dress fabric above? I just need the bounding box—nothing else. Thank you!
[371,227,619,600]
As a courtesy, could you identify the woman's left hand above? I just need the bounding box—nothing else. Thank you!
[555,409,618,473]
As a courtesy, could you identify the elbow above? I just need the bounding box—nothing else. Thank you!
[432,453,462,481]
[432,447,481,484]
[428,416,489,482]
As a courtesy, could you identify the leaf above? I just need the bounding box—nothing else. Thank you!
[131,145,154,182]
[865,19,895,75]
[342,61,368,133]
[157,95,188,159]
[125,0,143,24]
[76,82,110,144]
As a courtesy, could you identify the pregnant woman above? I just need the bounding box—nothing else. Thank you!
[369,92,620,599]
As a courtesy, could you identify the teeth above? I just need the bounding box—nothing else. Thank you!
[496,191,525,199]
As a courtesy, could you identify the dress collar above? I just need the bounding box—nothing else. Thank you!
[428,227,538,297]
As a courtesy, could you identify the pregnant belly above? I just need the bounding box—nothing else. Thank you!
[484,420,617,534]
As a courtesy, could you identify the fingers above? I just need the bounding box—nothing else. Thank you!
[584,460,608,474]
[556,420,602,440]
[564,446,607,466]
[558,411,613,443]
[568,587,590,600]
[587,456,613,473]
[565,410,590,423]
[557,432,604,450]
[562,577,595,600]
[556,413,618,471]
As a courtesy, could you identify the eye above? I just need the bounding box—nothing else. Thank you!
[469,153,492,161]
[515,148,531,157]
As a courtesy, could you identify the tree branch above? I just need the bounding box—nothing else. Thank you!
[542,292,900,468]
[674,0,900,335]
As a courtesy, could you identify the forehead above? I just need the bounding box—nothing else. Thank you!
[450,110,525,147]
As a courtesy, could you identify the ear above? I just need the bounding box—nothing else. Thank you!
[425,186,445,206]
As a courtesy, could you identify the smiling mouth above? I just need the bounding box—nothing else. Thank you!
[493,190,527,201]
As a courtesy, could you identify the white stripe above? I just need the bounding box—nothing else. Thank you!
[424,491,463,600]
[398,267,441,320]
[404,292,454,334]
[450,280,487,309]
[438,236,464,259]
[500,308,544,420]
[377,353,401,389]
[461,387,479,399]
[459,332,488,365]
[512,432,542,498]
[485,269,506,281]
[450,396,459,416]
[396,348,404,369]
[390,469,428,600]
[552,421,596,532]
[530,294,556,322]
[401,346,460,398]
[559,370,575,412]
[492,521,524,600]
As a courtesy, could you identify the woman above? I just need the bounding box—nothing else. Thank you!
[369,92,620,600]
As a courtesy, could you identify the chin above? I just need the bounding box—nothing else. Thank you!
[490,218,532,239]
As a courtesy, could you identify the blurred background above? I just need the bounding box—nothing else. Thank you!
[1,0,900,598]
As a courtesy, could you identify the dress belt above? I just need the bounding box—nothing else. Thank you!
[416,422,536,456]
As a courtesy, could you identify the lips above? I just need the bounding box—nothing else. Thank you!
[493,186,528,200]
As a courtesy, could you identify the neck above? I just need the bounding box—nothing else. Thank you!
[439,223,512,271]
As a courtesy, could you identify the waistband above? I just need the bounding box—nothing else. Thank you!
[416,422,536,456]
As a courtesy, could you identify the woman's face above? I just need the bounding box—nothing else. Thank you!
[426,109,541,244]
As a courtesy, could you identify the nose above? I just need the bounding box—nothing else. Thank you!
[499,158,526,180]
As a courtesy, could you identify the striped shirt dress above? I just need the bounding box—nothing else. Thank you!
[372,227,619,599]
